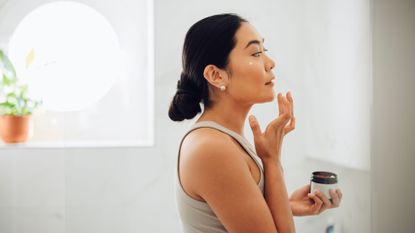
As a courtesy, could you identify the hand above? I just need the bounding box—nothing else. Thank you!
[289,184,343,216]
[248,92,295,163]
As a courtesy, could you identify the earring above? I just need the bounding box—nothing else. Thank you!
[220,85,226,91]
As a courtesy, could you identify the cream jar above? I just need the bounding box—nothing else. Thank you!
[310,171,338,201]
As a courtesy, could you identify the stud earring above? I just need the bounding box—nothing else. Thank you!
[220,85,226,91]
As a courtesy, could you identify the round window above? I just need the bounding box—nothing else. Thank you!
[9,1,122,112]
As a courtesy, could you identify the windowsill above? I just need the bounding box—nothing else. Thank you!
[0,140,154,148]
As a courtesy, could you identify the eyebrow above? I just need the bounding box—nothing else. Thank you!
[244,38,265,49]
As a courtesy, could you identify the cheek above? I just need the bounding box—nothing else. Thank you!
[231,61,267,96]
[240,60,266,83]
[228,57,267,96]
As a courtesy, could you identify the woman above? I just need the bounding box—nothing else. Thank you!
[168,13,342,233]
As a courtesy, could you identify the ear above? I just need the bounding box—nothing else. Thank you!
[203,64,228,88]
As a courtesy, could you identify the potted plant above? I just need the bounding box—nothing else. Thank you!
[0,49,42,143]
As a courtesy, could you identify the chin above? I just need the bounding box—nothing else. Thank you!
[257,94,275,103]
[266,91,276,102]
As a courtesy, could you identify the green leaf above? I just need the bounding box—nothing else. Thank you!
[0,102,14,115]
[0,50,16,78]
[0,102,14,108]
[0,49,42,116]
[6,92,17,100]
[19,85,29,98]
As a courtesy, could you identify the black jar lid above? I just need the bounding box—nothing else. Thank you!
[311,171,338,184]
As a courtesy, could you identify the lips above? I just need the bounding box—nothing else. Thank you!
[265,77,275,85]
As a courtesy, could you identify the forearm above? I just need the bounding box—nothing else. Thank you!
[263,161,296,233]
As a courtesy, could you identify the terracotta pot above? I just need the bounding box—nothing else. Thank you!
[0,115,31,143]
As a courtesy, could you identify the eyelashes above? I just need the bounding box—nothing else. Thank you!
[252,48,269,57]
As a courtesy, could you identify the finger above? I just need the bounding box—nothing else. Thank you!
[284,92,292,118]
[293,184,311,197]
[283,92,291,119]
[287,91,294,116]
[278,93,289,119]
[281,96,291,125]
[283,94,290,117]
[284,116,296,135]
[304,184,311,193]
[329,189,340,207]
[310,192,323,207]
[336,188,343,200]
[248,115,262,139]
[308,193,323,215]
[277,93,283,116]
[284,92,295,135]
[269,111,291,130]
[315,190,333,208]
[315,191,329,213]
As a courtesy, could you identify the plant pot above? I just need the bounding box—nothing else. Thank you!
[0,115,31,143]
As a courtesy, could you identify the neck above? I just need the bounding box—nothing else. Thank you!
[196,98,252,137]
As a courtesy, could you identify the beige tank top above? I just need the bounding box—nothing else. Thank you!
[175,121,265,233]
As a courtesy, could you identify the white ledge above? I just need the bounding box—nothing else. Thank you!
[0,140,154,149]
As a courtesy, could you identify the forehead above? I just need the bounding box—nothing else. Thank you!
[234,22,263,49]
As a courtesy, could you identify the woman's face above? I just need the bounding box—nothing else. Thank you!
[224,22,276,105]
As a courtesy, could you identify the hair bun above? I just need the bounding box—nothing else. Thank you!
[168,73,202,121]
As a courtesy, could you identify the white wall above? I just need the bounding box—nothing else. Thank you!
[0,0,371,232]
[372,0,415,232]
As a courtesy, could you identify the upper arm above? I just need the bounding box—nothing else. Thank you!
[182,130,278,233]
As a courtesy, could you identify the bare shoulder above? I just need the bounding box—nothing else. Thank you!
[181,127,238,156]
[180,127,246,168]
[180,128,246,173]
[179,127,248,198]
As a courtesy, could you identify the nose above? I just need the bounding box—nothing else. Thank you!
[265,54,276,72]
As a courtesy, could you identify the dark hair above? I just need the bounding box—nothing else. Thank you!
[168,13,247,121]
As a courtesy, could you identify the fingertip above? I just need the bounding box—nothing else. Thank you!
[287,91,293,100]
[330,189,338,198]
[248,116,256,127]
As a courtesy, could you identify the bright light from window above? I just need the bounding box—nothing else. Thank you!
[9,1,122,112]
